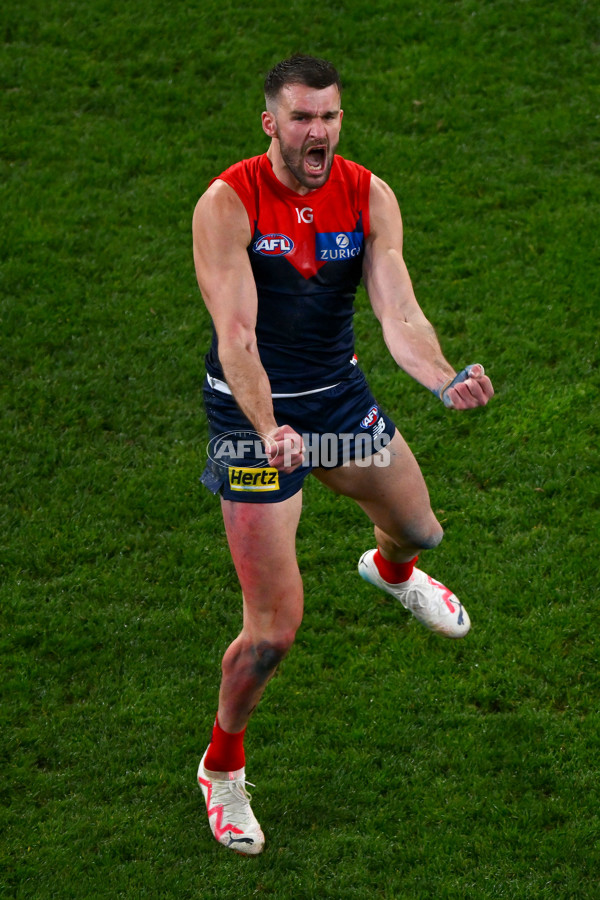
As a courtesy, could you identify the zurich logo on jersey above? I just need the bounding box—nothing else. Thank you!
[316,231,363,261]
[253,234,294,256]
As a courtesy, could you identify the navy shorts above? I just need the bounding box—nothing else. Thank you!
[200,368,397,503]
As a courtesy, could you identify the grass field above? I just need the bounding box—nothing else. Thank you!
[2,0,599,897]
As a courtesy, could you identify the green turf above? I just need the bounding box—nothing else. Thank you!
[2,0,599,896]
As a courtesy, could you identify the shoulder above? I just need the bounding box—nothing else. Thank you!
[202,154,267,233]
[193,178,251,247]
[369,173,399,207]
[331,155,372,188]
[194,154,267,225]
[194,178,247,222]
[369,174,402,226]
[361,174,404,252]
[211,154,265,190]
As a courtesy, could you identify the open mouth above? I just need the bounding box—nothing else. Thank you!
[304,145,327,174]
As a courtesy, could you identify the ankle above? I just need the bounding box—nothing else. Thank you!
[373,549,418,584]
[204,715,246,772]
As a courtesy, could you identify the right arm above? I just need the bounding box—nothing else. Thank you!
[193,180,303,469]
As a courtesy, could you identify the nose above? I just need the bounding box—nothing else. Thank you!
[308,117,327,140]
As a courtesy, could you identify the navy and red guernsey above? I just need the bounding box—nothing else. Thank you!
[205,152,372,394]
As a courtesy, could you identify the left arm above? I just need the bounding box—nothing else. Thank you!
[363,174,493,410]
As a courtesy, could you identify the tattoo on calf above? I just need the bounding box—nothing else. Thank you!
[252,641,286,681]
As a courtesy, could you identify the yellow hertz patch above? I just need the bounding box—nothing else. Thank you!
[228,466,280,492]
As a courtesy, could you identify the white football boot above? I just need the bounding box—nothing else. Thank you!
[198,751,265,855]
[358,549,470,638]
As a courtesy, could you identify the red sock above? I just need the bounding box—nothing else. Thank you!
[204,716,246,772]
[373,549,418,584]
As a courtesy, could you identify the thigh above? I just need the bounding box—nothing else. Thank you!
[201,381,312,502]
[221,491,304,636]
[313,431,437,545]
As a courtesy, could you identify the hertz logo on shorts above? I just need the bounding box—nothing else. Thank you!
[228,467,280,492]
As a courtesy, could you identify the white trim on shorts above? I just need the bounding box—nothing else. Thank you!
[206,374,340,399]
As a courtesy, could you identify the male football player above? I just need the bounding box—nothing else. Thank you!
[193,55,493,855]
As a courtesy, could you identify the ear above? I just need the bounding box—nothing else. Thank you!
[262,110,277,138]
[339,109,344,129]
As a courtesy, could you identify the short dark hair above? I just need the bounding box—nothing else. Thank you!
[264,55,342,105]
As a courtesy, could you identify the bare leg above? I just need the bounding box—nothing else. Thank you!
[217,491,304,734]
[314,431,443,561]
[313,431,470,638]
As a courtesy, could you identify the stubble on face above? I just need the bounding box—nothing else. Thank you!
[267,84,342,192]
[275,127,337,190]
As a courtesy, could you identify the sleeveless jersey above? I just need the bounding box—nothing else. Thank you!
[205,153,372,394]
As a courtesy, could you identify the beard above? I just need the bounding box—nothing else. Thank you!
[277,133,338,190]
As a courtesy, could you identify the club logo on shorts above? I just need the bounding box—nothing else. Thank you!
[360,406,379,429]
[253,234,294,256]
[228,467,280,492]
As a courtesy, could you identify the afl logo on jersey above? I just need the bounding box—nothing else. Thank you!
[253,234,294,256]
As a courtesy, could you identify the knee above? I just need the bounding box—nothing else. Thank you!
[252,636,295,679]
[384,516,444,553]
[222,628,299,684]
[416,521,444,551]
